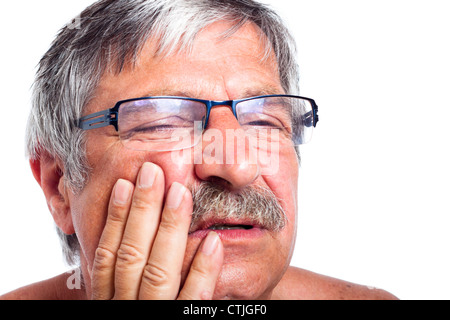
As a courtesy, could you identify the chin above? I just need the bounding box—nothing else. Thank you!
[211,263,278,300]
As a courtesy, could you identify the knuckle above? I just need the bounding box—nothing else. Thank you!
[131,196,152,213]
[189,261,210,281]
[141,262,172,288]
[158,216,179,235]
[107,206,127,223]
[116,243,146,267]
[93,247,116,271]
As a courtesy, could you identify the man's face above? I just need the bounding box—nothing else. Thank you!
[67,21,299,299]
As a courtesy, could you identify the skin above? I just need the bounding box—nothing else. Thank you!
[1,21,397,300]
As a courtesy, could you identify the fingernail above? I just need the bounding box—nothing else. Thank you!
[139,163,157,189]
[114,179,132,205]
[166,182,187,210]
[202,232,220,256]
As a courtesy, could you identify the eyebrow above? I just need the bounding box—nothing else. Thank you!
[240,86,285,99]
[143,85,284,101]
[144,89,194,98]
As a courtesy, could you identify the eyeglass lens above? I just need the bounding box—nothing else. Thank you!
[117,97,313,151]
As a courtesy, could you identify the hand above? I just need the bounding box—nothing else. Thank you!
[90,162,224,300]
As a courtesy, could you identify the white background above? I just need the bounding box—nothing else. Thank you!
[1,0,449,299]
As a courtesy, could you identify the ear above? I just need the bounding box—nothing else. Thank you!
[30,153,75,235]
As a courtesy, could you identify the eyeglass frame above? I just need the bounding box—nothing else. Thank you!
[77,94,319,135]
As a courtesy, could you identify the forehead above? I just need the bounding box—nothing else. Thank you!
[88,21,283,112]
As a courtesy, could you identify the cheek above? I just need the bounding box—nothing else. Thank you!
[262,150,299,251]
[70,144,196,267]
[70,149,144,265]
[150,151,197,192]
[264,149,298,214]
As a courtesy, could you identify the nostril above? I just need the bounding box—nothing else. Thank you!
[205,176,232,190]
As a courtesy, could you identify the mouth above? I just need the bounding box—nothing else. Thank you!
[188,219,265,241]
[207,224,254,231]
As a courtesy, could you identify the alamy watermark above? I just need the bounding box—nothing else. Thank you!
[66,268,82,290]
[170,125,282,176]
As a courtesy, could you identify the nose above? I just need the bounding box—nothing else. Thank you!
[194,106,261,190]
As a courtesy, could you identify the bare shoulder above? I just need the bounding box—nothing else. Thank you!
[273,266,399,300]
[0,272,85,300]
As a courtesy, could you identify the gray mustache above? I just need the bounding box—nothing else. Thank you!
[190,181,287,232]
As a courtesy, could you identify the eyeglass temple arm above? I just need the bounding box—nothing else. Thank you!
[77,109,119,131]
[303,101,319,128]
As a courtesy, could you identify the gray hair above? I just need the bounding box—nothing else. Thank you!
[191,180,287,233]
[26,0,300,266]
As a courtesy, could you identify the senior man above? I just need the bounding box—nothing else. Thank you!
[2,0,396,300]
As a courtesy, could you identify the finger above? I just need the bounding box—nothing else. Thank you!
[139,182,193,300]
[178,232,224,300]
[91,179,134,300]
[114,162,165,300]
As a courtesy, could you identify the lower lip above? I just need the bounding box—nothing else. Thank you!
[189,227,266,241]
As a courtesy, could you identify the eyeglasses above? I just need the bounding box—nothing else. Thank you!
[77,95,319,152]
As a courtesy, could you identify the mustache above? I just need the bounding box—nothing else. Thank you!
[189,181,287,232]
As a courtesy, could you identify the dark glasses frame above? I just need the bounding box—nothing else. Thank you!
[77,94,319,132]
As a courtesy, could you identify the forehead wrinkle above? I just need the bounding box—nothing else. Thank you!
[124,23,283,105]
[142,64,282,100]
[138,22,280,93]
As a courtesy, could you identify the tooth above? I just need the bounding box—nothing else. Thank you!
[208,225,248,230]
